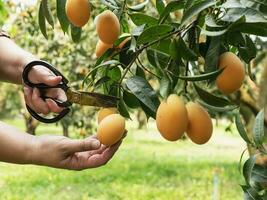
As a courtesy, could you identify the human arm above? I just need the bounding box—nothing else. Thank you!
[0,34,65,114]
[0,121,122,170]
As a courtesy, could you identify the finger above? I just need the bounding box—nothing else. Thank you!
[30,66,62,86]
[45,88,67,102]
[24,87,35,109]
[83,140,122,168]
[46,99,64,113]
[40,75,62,86]
[67,138,101,154]
[32,88,49,114]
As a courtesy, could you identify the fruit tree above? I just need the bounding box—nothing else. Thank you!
[19,0,267,198]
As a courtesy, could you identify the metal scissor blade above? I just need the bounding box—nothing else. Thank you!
[66,89,119,107]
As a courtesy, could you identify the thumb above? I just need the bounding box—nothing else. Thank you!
[67,138,101,153]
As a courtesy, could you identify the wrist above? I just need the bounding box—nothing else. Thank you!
[25,135,43,165]
[18,53,36,84]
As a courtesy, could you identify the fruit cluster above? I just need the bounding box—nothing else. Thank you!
[156,94,213,144]
[66,0,130,58]
[64,1,246,146]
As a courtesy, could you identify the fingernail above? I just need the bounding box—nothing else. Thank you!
[92,140,100,149]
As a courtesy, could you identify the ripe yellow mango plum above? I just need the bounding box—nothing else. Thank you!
[97,107,117,124]
[97,114,125,146]
[65,0,90,27]
[156,94,188,141]
[96,10,120,44]
[216,52,245,94]
[95,40,113,58]
[186,102,213,144]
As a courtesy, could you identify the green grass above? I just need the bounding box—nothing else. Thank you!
[0,119,247,200]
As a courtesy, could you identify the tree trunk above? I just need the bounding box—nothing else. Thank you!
[239,58,267,165]
[63,125,69,137]
[24,115,38,135]
[136,110,147,129]
[19,91,39,135]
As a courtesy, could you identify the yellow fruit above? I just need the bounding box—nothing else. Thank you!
[216,52,245,94]
[156,94,188,141]
[96,10,120,44]
[97,114,125,146]
[95,40,113,58]
[97,107,117,124]
[186,102,213,145]
[65,0,90,27]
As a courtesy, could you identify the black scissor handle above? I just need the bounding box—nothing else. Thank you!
[26,105,70,124]
[22,60,69,90]
[22,60,71,123]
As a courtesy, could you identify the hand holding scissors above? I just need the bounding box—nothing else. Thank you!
[22,60,118,123]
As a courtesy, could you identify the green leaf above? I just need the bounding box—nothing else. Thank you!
[156,0,165,15]
[137,25,173,45]
[239,148,248,173]
[159,0,184,23]
[126,76,160,118]
[194,84,233,107]
[177,68,223,81]
[118,98,131,119]
[97,60,122,68]
[227,31,246,46]
[243,155,257,185]
[238,35,257,64]
[107,66,121,81]
[56,0,69,33]
[221,0,243,9]
[42,0,54,28]
[200,28,228,36]
[235,112,252,144]
[234,22,267,36]
[184,0,194,10]
[253,109,265,147]
[71,25,82,43]
[159,75,171,98]
[123,89,140,109]
[222,8,267,23]
[129,13,158,27]
[139,101,156,119]
[38,1,48,39]
[128,0,149,11]
[135,66,146,79]
[147,49,170,71]
[204,36,221,72]
[198,100,238,113]
[152,38,172,55]
[119,42,136,67]
[181,0,216,26]
[205,14,224,28]
[132,24,146,36]
[177,37,198,61]
[242,185,262,200]
[94,76,111,88]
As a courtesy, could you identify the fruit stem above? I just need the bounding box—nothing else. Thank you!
[117,20,197,97]
[136,57,160,78]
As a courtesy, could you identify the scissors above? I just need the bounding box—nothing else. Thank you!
[22,60,119,123]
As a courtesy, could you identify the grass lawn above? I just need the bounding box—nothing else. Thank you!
[0,119,247,200]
